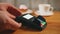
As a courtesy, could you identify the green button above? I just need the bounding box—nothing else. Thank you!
[42,21,46,25]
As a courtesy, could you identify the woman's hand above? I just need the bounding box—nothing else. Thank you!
[0,3,22,32]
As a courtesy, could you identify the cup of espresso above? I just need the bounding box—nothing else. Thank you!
[37,4,53,16]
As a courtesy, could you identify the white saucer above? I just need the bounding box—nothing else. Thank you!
[36,10,54,16]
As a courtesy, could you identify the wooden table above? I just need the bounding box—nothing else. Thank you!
[13,11,60,34]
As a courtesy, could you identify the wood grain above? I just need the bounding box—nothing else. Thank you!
[13,11,60,34]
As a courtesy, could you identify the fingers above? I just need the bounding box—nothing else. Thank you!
[8,18,22,28]
[0,11,21,31]
[6,16,22,30]
[5,11,16,19]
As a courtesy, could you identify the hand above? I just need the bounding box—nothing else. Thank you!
[0,3,22,32]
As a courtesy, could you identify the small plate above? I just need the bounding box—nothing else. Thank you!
[36,10,54,16]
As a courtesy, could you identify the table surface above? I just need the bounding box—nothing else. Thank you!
[13,11,60,34]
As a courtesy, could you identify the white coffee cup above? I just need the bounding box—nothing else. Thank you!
[37,4,53,16]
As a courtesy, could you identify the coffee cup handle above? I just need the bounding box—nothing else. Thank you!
[50,7,53,11]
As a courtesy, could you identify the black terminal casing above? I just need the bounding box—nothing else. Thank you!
[15,13,47,31]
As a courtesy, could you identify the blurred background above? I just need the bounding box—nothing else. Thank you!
[0,0,60,10]
[0,0,60,34]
